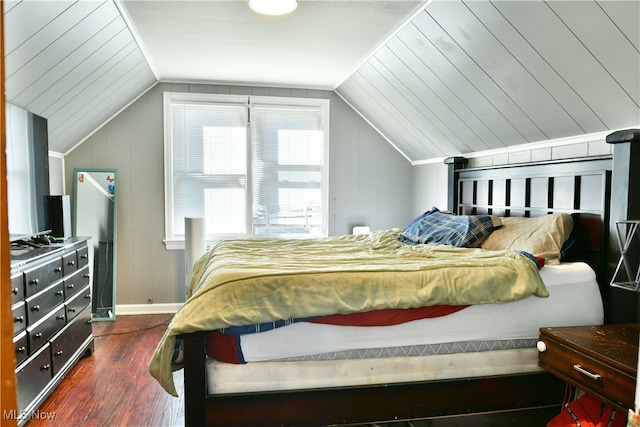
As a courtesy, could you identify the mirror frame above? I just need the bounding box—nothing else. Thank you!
[73,168,117,321]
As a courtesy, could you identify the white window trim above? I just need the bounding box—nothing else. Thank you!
[163,92,330,250]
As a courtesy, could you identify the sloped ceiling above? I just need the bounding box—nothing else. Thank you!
[4,0,157,154]
[4,0,640,161]
[337,0,640,161]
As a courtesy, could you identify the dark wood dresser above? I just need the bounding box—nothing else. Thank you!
[538,324,638,412]
[10,237,94,425]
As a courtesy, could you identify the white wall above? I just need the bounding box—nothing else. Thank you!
[63,83,414,306]
[48,154,65,195]
[411,162,448,218]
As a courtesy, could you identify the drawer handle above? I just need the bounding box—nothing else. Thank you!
[55,351,63,357]
[12,287,19,295]
[40,364,50,371]
[14,315,24,323]
[31,305,41,312]
[67,260,75,266]
[67,284,75,289]
[57,315,65,321]
[68,307,76,313]
[83,274,90,279]
[17,346,26,354]
[34,333,43,339]
[30,278,39,285]
[56,290,64,296]
[573,364,602,381]
[84,294,91,299]
[54,267,62,273]
[81,254,88,259]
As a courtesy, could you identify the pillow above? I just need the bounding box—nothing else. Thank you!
[400,208,501,248]
[479,213,573,265]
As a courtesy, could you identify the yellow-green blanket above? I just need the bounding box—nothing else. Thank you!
[149,229,548,396]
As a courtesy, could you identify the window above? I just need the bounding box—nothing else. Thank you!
[164,93,329,248]
[6,103,36,235]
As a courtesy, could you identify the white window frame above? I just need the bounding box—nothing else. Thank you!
[163,92,330,249]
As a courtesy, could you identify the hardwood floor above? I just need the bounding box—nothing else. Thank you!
[26,314,184,427]
[25,314,560,427]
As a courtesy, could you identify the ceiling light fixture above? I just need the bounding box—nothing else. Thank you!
[249,0,297,16]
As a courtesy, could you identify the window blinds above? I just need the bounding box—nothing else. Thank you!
[170,100,248,237]
[166,94,328,244]
[6,104,35,235]
[250,103,324,237]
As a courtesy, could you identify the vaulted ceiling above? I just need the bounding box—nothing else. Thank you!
[4,0,157,154]
[338,0,640,161]
[4,0,639,162]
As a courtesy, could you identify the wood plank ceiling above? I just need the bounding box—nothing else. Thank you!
[3,0,639,161]
[4,0,157,154]
[336,0,640,162]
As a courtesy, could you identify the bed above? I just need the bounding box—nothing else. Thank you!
[150,144,638,426]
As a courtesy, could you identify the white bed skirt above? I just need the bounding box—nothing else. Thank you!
[206,348,542,394]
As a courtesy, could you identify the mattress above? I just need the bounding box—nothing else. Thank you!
[238,262,603,362]
[205,262,603,394]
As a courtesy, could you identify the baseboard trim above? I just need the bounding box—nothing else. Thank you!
[116,303,182,315]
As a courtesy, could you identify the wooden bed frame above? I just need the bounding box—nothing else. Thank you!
[180,136,639,426]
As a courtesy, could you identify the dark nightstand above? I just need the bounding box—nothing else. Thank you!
[538,324,638,412]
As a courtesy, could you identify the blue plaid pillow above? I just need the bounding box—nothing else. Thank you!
[400,208,499,248]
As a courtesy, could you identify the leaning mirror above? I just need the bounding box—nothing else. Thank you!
[73,169,117,321]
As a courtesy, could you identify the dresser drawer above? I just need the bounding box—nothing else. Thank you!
[27,306,66,355]
[62,251,78,275]
[11,272,24,304]
[12,301,26,335]
[15,343,52,412]
[539,330,635,411]
[14,331,28,366]
[51,306,92,376]
[24,256,63,298]
[77,245,89,269]
[65,286,91,322]
[25,281,65,326]
[64,266,90,300]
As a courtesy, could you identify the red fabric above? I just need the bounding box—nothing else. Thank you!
[547,393,627,427]
[206,331,243,364]
[308,305,468,326]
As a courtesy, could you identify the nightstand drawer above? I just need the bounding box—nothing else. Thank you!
[538,325,637,411]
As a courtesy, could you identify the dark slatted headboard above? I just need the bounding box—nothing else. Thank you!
[446,155,613,305]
